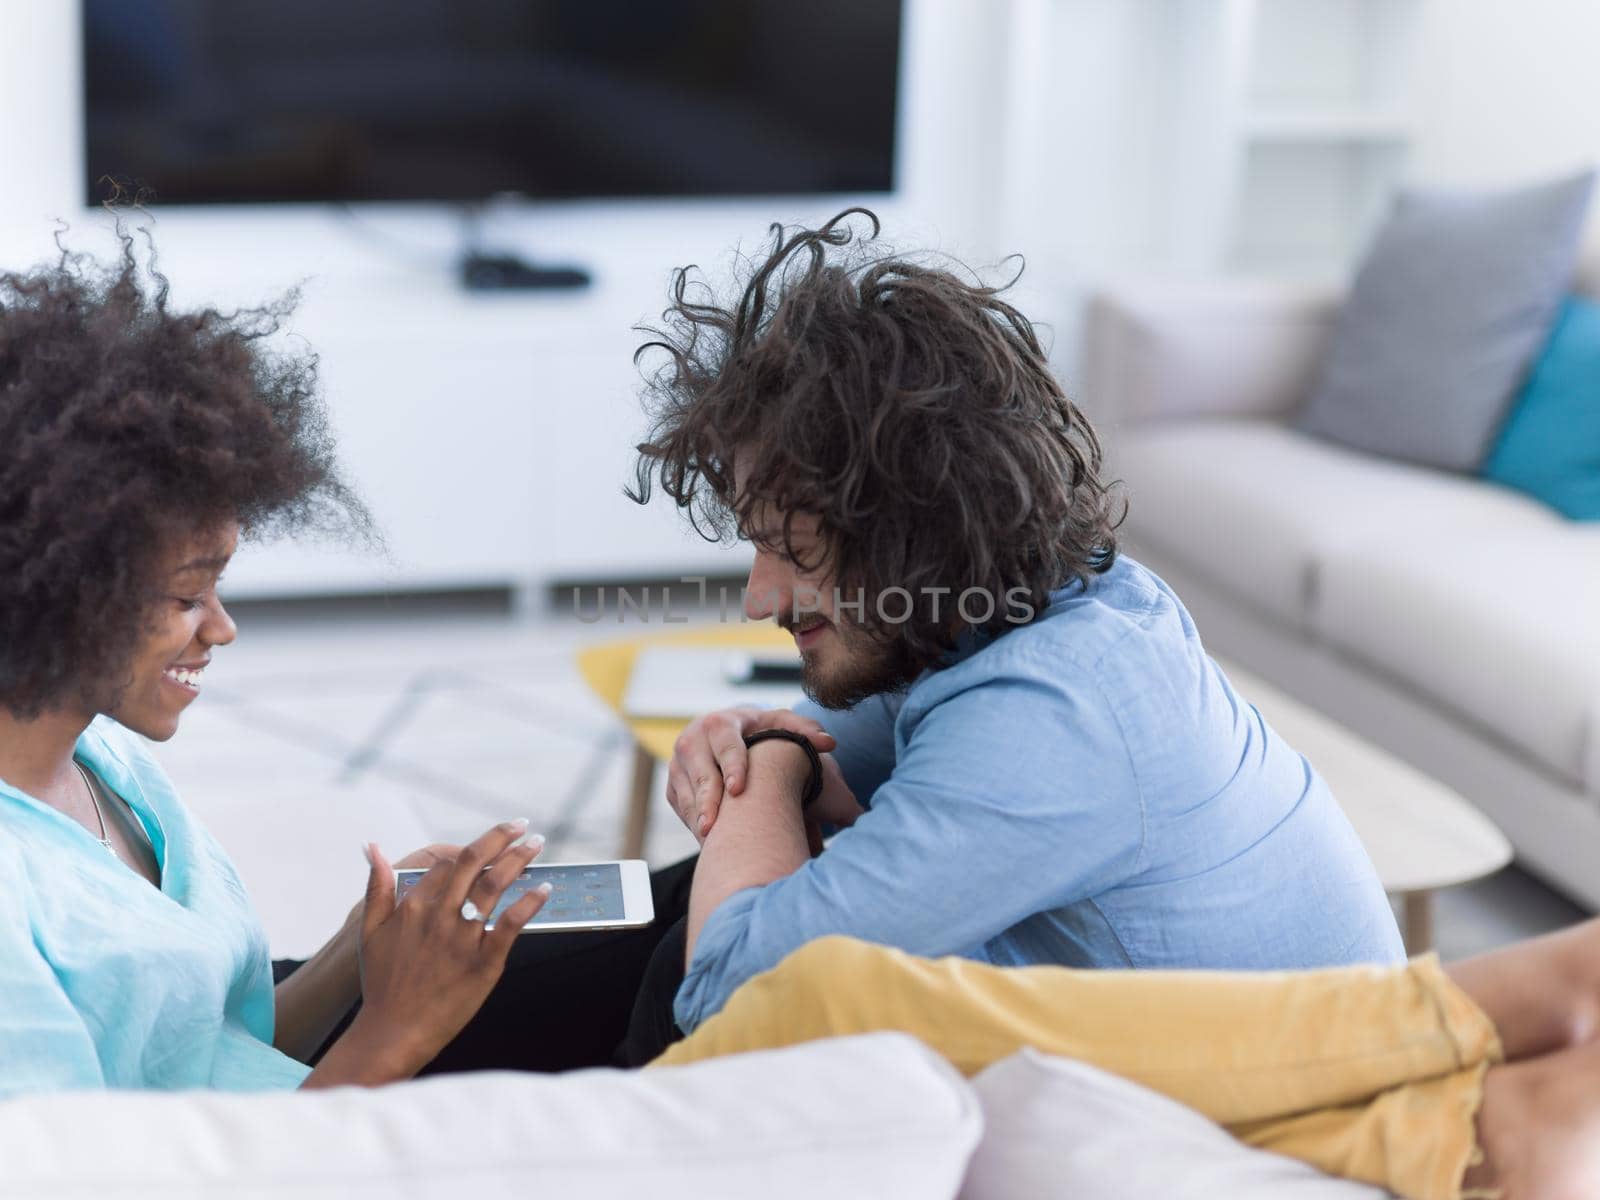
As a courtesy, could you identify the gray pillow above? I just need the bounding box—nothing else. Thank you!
[1298,170,1594,472]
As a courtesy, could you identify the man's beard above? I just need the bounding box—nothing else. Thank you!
[798,625,923,710]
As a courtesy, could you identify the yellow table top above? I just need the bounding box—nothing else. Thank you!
[576,623,795,761]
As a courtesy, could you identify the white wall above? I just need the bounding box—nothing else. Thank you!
[1409,0,1600,258]
[978,0,1188,388]
[1410,0,1600,254]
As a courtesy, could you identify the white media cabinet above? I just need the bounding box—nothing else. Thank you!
[214,262,751,600]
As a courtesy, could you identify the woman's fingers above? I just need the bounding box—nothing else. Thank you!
[392,842,463,871]
[436,819,531,910]
[360,842,396,939]
[464,837,545,923]
[485,883,552,957]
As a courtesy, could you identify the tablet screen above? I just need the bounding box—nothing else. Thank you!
[397,862,626,924]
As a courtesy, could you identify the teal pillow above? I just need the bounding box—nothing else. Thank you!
[1483,296,1600,519]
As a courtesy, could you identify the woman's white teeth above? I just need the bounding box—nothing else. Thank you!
[164,667,203,688]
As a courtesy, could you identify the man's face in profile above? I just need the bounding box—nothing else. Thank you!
[734,463,917,710]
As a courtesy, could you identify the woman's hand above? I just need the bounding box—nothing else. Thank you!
[393,843,462,871]
[304,820,549,1087]
[666,707,836,842]
[340,843,461,929]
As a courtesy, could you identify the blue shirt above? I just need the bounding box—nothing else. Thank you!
[676,557,1404,1031]
[0,717,309,1095]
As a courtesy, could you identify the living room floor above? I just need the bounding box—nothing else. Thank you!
[156,594,1589,961]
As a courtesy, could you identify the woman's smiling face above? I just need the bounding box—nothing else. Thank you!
[108,523,239,741]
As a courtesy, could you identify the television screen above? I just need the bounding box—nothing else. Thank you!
[82,0,902,206]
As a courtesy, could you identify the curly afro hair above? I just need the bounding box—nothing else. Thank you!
[0,228,367,718]
[631,208,1123,673]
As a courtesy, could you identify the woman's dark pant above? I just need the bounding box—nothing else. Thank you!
[273,856,694,1073]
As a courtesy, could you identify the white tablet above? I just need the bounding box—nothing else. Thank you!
[394,859,654,933]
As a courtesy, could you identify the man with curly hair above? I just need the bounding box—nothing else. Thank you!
[633,210,1404,1038]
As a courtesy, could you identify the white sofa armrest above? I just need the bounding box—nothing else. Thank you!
[0,1034,981,1200]
[1079,278,1343,431]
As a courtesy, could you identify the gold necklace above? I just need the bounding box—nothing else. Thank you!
[73,761,117,855]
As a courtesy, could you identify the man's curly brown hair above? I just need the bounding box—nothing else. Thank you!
[631,208,1122,673]
[0,229,366,718]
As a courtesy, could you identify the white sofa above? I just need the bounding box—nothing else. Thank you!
[0,1032,1387,1199]
[1083,274,1600,911]
[0,1034,979,1200]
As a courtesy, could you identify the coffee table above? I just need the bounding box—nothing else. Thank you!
[579,632,1513,953]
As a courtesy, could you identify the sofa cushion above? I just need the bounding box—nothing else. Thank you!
[1483,295,1600,520]
[960,1049,1389,1199]
[1316,527,1600,794]
[0,1033,980,1200]
[1297,171,1593,472]
[1115,421,1557,632]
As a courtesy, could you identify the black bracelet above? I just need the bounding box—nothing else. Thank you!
[742,729,825,811]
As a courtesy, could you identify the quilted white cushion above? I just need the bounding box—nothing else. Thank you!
[0,1034,980,1200]
[960,1049,1390,1200]
[1316,524,1600,792]
[1116,421,1561,631]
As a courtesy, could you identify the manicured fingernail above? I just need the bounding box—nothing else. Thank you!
[525,833,546,852]
[360,842,375,866]
[500,818,529,835]
[697,815,709,836]
[536,882,553,896]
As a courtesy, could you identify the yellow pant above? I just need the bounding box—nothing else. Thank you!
[654,937,1503,1200]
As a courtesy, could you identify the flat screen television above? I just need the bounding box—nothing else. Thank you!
[81,0,903,207]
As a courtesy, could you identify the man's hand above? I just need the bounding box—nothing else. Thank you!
[801,755,865,857]
[666,706,836,841]
[810,754,863,830]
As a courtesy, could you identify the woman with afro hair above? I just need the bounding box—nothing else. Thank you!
[0,233,565,1092]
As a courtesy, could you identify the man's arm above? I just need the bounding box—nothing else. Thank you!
[686,737,813,962]
[664,691,902,846]
[672,669,1146,1033]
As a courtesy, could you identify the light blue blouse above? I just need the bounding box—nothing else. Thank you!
[0,717,309,1096]
[676,556,1405,1031]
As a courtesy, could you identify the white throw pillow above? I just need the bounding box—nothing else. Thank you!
[960,1050,1392,1200]
[0,1033,980,1200]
